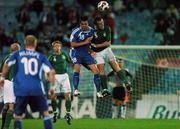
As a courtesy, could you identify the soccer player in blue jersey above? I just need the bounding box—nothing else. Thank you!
[69,16,102,98]
[0,35,56,129]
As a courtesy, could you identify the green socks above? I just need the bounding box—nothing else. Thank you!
[100,75,108,90]
[51,99,57,112]
[117,70,128,84]
[4,110,13,129]
[1,107,8,129]
[65,100,71,113]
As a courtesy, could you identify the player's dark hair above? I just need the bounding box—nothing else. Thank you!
[94,16,103,25]
[116,58,123,63]
[80,15,88,22]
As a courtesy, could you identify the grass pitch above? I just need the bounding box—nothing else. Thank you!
[2,119,179,129]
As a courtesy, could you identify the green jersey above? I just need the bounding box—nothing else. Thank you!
[92,26,111,52]
[48,51,70,74]
[0,53,14,80]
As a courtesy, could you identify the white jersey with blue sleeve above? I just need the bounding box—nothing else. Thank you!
[70,26,94,52]
[5,49,53,96]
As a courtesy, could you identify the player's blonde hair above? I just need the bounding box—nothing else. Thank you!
[25,35,37,47]
[51,40,62,46]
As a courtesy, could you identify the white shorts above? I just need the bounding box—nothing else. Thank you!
[94,47,116,64]
[55,73,71,93]
[3,80,15,104]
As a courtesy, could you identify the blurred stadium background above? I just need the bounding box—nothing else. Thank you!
[0,0,180,125]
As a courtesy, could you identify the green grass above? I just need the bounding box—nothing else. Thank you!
[2,119,179,129]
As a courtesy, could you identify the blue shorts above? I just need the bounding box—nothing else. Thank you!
[70,49,96,65]
[14,95,48,115]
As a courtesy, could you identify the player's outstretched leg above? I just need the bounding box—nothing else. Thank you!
[100,75,111,98]
[94,74,103,98]
[73,72,80,96]
[117,70,128,85]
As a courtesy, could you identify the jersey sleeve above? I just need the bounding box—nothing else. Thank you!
[106,27,111,41]
[89,27,94,37]
[47,54,53,64]
[70,28,78,42]
[0,55,8,72]
[42,56,53,73]
[5,52,17,67]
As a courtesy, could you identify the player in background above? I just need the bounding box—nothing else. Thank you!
[0,43,20,129]
[108,58,133,118]
[0,35,56,129]
[69,15,102,98]
[91,16,129,97]
[48,40,72,124]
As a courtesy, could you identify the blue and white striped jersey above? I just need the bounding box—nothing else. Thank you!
[70,26,94,52]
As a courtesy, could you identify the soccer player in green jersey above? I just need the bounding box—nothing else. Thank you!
[48,40,72,124]
[91,16,129,97]
[0,42,20,129]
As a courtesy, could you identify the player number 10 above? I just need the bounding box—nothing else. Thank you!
[21,57,38,75]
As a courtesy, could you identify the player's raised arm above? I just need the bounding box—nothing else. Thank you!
[70,36,93,48]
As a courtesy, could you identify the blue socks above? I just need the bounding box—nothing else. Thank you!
[73,72,80,90]
[94,74,101,92]
[73,72,100,92]
[14,117,53,129]
[43,116,53,129]
[14,120,22,129]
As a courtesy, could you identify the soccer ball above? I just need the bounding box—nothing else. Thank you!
[97,1,109,11]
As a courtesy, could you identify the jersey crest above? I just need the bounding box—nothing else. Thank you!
[53,56,56,62]
[78,32,85,40]
[103,32,106,37]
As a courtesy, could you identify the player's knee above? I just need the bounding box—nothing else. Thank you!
[98,68,105,75]
[8,104,14,110]
[42,111,49,117]
[14,114,22,120]
[91,67,99,74]
[64,93,71,101]
[3,104,9,109]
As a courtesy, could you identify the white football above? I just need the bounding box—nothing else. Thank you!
[97,1,109,11]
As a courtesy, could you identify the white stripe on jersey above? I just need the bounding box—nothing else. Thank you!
[40,81,46,94]
[70,28,80,42]
[42,63,51,73]
[6,60,16,67]
[39,65,46,95]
